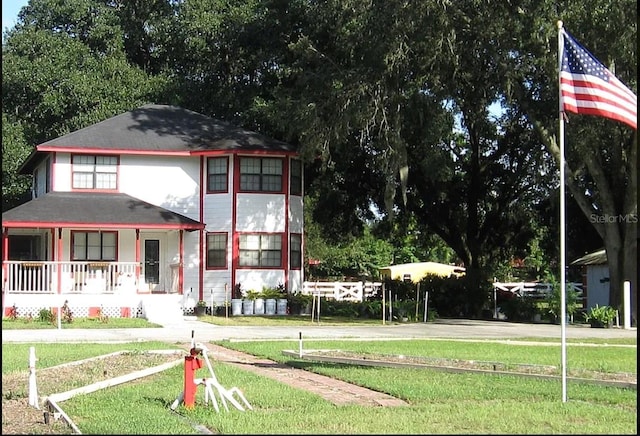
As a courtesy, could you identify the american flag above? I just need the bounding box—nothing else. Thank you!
[560,29,637,130]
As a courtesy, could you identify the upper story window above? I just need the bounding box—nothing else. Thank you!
[33,168,39,198]
[206,232,228,268]
[207,157,229,193]
[290,159,302,195]
[72,155,117,190]
[71,231,117,261]
[238,234,282,267]
[290,233,302,269]
[240,157,282,192]
[45,157,51,193]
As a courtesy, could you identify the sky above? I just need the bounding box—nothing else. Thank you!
[2,0,29,37]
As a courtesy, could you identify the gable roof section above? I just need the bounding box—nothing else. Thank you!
[571,249,607,266]
[20,104,296,173]
[1,192,205,231]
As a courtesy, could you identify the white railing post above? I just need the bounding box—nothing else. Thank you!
[623,281,631,329]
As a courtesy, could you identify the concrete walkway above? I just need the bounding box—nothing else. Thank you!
[2,318,636,344]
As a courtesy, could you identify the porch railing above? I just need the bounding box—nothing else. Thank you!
[2,261,139,294]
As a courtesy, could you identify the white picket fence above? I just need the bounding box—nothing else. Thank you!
[301,281,382,302]
[299,281,585,303]
[493,282,583,299]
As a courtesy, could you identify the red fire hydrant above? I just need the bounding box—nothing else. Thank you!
[182,347,203,408]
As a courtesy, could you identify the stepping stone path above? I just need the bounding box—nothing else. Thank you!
[205,343,408,407]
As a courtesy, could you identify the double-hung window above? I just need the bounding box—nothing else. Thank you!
[238,234,282,267]
[71,231,117,261]
[72,155,117,190]
[207,157,228,192]
[290,233,302,269]
[239,157,282,192]
[290,159,302,195]
[206,233,228,268]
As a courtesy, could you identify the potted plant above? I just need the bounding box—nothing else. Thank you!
[215,300,230,316]
[243,290,260,315]
[194,300,207,317]
[251,290,265,315]
[261,286,286,315]
[585,304,617,328]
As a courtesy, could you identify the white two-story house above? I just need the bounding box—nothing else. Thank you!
[2,104,304,319]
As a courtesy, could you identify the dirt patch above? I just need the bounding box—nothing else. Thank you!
[2,351,183,435]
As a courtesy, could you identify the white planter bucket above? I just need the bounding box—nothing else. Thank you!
[242,299,255,315]
[265,299,276,315]
[276,298,288,315]
[231,299,242,316]
[254,298,265,315]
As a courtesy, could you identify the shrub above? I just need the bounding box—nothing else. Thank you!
[545,283,581,322]
[289,292,313,315]
[585,304,617,327]
[8,304,18,320]
[38,308,54,324]
[61,300,73,323]
[499,296,537,322]
[261,286,286,299]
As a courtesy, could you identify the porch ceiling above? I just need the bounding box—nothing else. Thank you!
[2,192,205,230]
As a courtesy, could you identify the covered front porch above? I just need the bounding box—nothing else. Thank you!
[2,192,206,318]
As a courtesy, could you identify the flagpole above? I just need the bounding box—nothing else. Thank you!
[557,20,568,403]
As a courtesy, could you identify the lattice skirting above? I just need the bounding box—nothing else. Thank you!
[4,305,139,318]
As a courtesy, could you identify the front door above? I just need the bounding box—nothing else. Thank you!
[141,233,166,293]
[144,239,160,286]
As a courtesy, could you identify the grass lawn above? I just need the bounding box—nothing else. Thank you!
[197,313,393,326]
[2,338,636,434]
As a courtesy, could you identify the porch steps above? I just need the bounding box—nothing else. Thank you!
[141,294,186,326]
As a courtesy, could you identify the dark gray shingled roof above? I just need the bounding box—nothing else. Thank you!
[1,192,204,230]
[42,104,295,152]
[20,104,296,173]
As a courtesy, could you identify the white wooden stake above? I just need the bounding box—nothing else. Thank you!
[28,346,39,409]
[298,332,303,358]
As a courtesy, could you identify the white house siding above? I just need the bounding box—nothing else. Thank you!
[236,270,286,294]
[181,230,201,296]
[203,192,233,230]
[119,155,200,220]
[202,271,233,305]
[52,153,72,191]
[289,196,303,233]
[586,264,610,309]
[235,193,286,232]
[117,230,138,263]
[288,269,303,293]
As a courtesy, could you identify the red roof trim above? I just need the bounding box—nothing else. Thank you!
[37,146,192,156]
[2,221,204,230]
